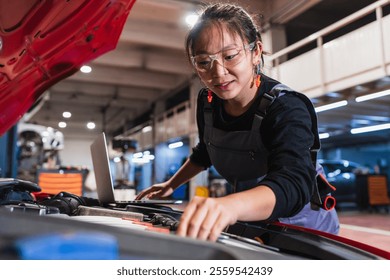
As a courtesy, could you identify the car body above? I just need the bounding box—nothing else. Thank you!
[0,0,389,261]
[0,0,136,136]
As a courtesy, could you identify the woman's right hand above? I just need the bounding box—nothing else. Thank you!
[135,182,174,200]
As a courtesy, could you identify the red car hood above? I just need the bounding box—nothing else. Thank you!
[0,0,136,135]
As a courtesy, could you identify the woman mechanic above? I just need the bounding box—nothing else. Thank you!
[136,3,339,241]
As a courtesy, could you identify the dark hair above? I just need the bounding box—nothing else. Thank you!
[185,3,264,65]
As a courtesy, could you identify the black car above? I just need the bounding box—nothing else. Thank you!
[318,159,370,207]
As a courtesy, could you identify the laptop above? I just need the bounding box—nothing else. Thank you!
[90,132,183,207]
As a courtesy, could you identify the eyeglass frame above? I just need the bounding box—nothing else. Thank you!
[191,41,256,72]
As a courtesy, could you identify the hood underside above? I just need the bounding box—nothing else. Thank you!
[0,0,136,135]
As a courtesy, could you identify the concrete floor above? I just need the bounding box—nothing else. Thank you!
[337,209,390,253]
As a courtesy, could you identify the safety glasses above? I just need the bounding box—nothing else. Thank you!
[191,42,255,72]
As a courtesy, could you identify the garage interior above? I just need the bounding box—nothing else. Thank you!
[0,0,389,257]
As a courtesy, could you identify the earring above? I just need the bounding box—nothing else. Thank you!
[255,63,261,88]
[250,63,261,88]
[207,89,213,103]
[255,73,261,88]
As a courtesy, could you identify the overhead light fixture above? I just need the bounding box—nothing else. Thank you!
[133,152,143,158]
[113,157,121,163]
[80,65,92,73]
[86,122,95,129]
[315,100,348,113]
[142,125,152,133]
[145,154,155,160]
[58,121,67,128]
[319,133,330,139]
[131,151,155,164]
[350,123,390,134]
[168,141,183,149]
[62,111,71,118]
[185,14,198,27]
[353,119,371,125]
[355,89,390,102]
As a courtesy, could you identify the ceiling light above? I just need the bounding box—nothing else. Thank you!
[113,157,121,163]
[145,154,155,160]
[168,141,183,149]
[350,123,390,134]
[86,122,95,129]
[319,133,330,139]
[355,89,390,102]
[62,111,71,118]
[352,119,371,125]
[142,125,152,133]
[133,152,143,158]
[58,121,67,128]
[185,14,198,27]
[132,157,150,164]
[80,65,92,73]
[315,100,348,113]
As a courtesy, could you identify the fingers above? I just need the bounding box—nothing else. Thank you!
[147,190,162,199]
[207,213,228,241]
[135,186,162,200]
[177,197,232,242]
[135,189,151,200]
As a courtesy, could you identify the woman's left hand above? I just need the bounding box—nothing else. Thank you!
[176,196,238,241]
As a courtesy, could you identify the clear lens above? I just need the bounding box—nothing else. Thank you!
[192,42,255,72]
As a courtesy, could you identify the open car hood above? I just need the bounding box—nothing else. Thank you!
[0,0,136,135]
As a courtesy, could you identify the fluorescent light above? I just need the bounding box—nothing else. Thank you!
[58,121,66,128]
[62,111,71,118]
[168,141,183,149]
[319,133,330,139]
[132,158,150,163]
[113,157,121,163]
[131,152,154,164]
[355,89,390,102]
[144,154,155,160]
[80,65,92,73]
[350,123,390,134]
[86,122,95,129]
[142,125,152,133]
[315,100,348,113]
[185,14,198,27]
[133,152,143,158]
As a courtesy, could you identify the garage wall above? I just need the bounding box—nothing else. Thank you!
[59,135,96,170]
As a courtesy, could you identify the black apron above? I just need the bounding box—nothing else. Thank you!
[203,84,339,234]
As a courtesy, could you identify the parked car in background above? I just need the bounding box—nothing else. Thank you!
[318,159,370,207]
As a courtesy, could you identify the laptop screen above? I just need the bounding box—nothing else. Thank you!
[90,132,116,204]
[90,132,183,206]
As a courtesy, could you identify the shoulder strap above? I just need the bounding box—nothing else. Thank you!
[255,84,320,164]
[256,84,329,211]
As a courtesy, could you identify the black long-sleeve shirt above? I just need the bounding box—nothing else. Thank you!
[189,74,317,221]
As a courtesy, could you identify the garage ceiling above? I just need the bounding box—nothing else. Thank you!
[23,0,390,148]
